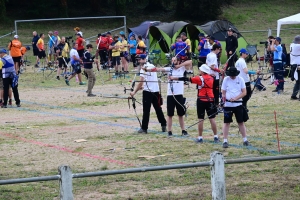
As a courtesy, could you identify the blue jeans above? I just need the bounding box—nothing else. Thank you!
[273,62,284,91]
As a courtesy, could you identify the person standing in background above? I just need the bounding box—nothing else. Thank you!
[32,31,40,68]
[225,27,238,67]
[128,34,137,71]
[7,35,22,74]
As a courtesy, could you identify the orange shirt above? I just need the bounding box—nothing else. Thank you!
[37,38,44,50]
[190,74,214,102]
[21,46,27,55]
[76,37,85,50]
[8,39,22,57]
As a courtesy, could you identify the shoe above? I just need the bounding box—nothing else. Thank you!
[35,64,39,68]
[87,94,96,97]
[243,141,249,146]
[184,81,189,85]
[137,128,147,134]
[168,131,173,137]
[1,105,7,108]
[79,82,86,85]
[65,79,70,86]
[182,130,189,136]
[0,101,2,107]
[8,99,12,106]
[196,138,203,143]
[291,96,298,100]
[214,137,220,143]
[272,89,277,92]
[56,76,60,80]
[223,142,229,148]
[161,126,166,132]
[16,104,21,107]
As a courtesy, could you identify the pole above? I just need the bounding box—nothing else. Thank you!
[210,151,226,200]
[124,16,127,36]
[15,21,18,35]
[59,165,74,200]
[274,111,281,153]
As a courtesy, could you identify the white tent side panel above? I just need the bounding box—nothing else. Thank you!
[277,13,300,36]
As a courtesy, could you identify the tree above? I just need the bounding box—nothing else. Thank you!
[59,0,68,17]
[0,0,6,21]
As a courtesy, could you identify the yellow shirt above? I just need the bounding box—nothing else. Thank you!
[62,43,69,57]
[112,41,122,57]
[138,40,146,48]
[0,60,3,70]
[185,38,191,47]
[37,38,44,50]
[120,40,128,52]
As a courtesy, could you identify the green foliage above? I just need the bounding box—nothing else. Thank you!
[0,0,6,21]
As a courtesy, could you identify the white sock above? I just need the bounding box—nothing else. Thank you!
[223,139,228,143]
[243,137,248,142]
[198,136,203,140]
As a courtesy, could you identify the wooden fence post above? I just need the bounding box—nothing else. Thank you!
[59,165,74,200]
[210,151,226,200]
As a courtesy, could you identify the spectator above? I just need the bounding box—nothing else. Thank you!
[198,34,210,67]
[225,27,238,67]
[83,44,97,97]
[95,33,109,66]
[0,49,21,108]
[120,34,129,73]
[36,33,48,65]
[180,32,193,73]
[128,34,137,70]
[7,35,22,74]
[136,35,146,55]
[290,35,300,100]
[270,37,284,93]
[55,37,69,80]
[221,67,249,148]
[32,31,39,67]
[75,32,85,59]
[109,35,122,75]
[47,31,55,63]
[106,32,114,68]
[207,36,222,65]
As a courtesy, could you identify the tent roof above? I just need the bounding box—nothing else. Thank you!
[277,13,300,36]
[198,20,240,36]
[156,21,188,38]
[128,21,160,38]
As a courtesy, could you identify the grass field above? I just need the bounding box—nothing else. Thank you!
[1,1,300,199]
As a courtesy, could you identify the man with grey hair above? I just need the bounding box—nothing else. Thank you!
[32,31,39,67]
[290,35,300,100]
[48,31,55,63]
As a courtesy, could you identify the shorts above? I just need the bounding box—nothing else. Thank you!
[58,57,69,68]
[120,52,124,57]
[77,49,85,58]
[71,63,82,75]
[198,56,207,66]
[33,48,39,56]
[48,48,54,55]
[112,56,120,66]
[167,95,186,117]
[108,50,112,59]
[223,105,249,123]
[197,99,216,119]
[38,50,46,59]
[12,56,21,64]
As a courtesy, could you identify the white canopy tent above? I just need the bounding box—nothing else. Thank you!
[277,13,300,36]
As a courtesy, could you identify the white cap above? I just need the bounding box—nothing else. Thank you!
[199,64,211,74]
[14,35,19,39]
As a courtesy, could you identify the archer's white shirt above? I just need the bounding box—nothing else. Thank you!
[206,52,219,79]
[140,69,159,92]
[221,76,246,107]
[235,57,250,82]
[290,43,300,65]
[164,66,185,96]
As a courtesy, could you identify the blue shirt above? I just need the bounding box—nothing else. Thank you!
[128,39,137,54]
[48,35,56,48]
[1,54,16,78]
[198,39,210,57]
[273,45,282,64]
[171,41,188,57]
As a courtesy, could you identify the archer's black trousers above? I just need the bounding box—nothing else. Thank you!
[3,77,20,106]
[142,91,166,130]
[242,82,252,108]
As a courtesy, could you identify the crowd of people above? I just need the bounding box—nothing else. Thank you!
[1,25,299,148]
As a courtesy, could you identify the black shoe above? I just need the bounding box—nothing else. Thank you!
[223,142,229,148]
[243,141,249,146]
[168,131,173,137]
[16,104,21,107]
[182,130,189,136]
[195,138,203,143]
[56,76,60,80]
[1,105,7,108]
[291,96,298,100]
[214,137,220,143]
[162,126,166,132]
[87,94,97,97]
[272,89,278,92]
[137,128,147,134]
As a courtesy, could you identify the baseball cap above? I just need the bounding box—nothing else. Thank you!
[119,31,125,35]
[228,27,233,32]
[198,33,205,37]
[0,49,7,54]
[106,31,111,35]
[54,31,59,35]
[180,32,186,36]
[74,27,80,31]
[76,32,82,37]
[14,35,19,39]
[239,48,249,55]
[275,37,281,43]
[140,54,146,59]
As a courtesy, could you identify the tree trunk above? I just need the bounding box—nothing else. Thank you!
[144,0,164,11]
[0,0,6,21]
[59,0,68,17]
